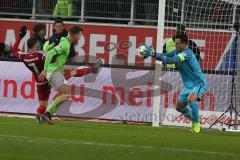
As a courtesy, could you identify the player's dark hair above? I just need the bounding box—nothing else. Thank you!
[33,24,46,33]
[69,25,83,35]
[175,34,188,44]
[27,37,38,49]
[54,18,64,24]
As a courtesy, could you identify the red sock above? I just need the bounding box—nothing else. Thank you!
[75,67,93,77]
[37,105,46,114]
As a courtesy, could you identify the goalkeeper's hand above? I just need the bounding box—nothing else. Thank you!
[136,44,155,59]
[19,26,27,39]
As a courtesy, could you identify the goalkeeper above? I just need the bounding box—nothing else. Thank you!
[137,34,208,133]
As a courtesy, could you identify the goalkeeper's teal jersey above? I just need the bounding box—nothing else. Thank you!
[161,48,208,88]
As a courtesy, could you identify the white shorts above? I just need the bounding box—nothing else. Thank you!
[47,71,67,91]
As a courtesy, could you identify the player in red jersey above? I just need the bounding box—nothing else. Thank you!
[13,26,101,123]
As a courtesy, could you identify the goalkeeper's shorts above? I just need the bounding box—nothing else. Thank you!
[178,84,208,102]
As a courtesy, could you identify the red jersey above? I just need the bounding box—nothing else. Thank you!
[13,38,47,84]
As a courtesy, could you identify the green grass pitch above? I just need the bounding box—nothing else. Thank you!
[0,117,239,160]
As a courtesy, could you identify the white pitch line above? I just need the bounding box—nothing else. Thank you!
[0,134,239,157]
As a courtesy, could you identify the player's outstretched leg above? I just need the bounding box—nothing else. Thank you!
[64,58,103,79]
[35,84,51,124]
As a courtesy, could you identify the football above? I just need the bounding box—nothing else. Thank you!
[136,44,151,59]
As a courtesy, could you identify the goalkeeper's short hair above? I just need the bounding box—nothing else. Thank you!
[175,34,188,44]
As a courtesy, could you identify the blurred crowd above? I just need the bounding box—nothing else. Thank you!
[0,0,235,26]
[0,18,78,60]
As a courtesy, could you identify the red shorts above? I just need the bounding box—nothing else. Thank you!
[36,82,51,101]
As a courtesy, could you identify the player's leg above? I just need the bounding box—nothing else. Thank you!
[54,59,103,94]
[187,85,208,133]
[37,100,47,115]
[176,88,193,121]
[42,59,103,123]
[36,100,48,124]
[42,71,68,124]
[36,83,51,124]
[64,67,93,80]
[64,58,103,79]
[46,94,69,114]
[187,91,199,123]
[43,94,69,125]
[74,58,103,76]
[187,94,200,133]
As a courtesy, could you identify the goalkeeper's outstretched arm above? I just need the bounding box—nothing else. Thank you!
[154,52,184,64]
[136,44,186,64]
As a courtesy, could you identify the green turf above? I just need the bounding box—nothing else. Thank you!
[0,117,239,160]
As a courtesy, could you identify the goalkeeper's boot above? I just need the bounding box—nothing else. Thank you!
[92,58,103,74]
[41,112,53,125]
[192,122,201,133]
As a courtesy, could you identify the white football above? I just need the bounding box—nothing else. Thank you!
[137,44,148,58]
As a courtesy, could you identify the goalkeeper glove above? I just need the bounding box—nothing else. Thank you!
[19,26,27,39]
[137,44,155,59]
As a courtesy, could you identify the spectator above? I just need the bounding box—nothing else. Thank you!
[32,24,47,51]
[36,0,53,15]
[53,0,73,17]
[0,42,12,58]
[44,18,77,59]
[0,43,5,58]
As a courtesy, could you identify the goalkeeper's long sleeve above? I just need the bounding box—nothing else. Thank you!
[154,51,183,64]
[162,54,182,64]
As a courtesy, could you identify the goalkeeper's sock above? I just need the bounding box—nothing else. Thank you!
[188,102,199,123]
[180,107,193,121]
[47,96,66,115]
